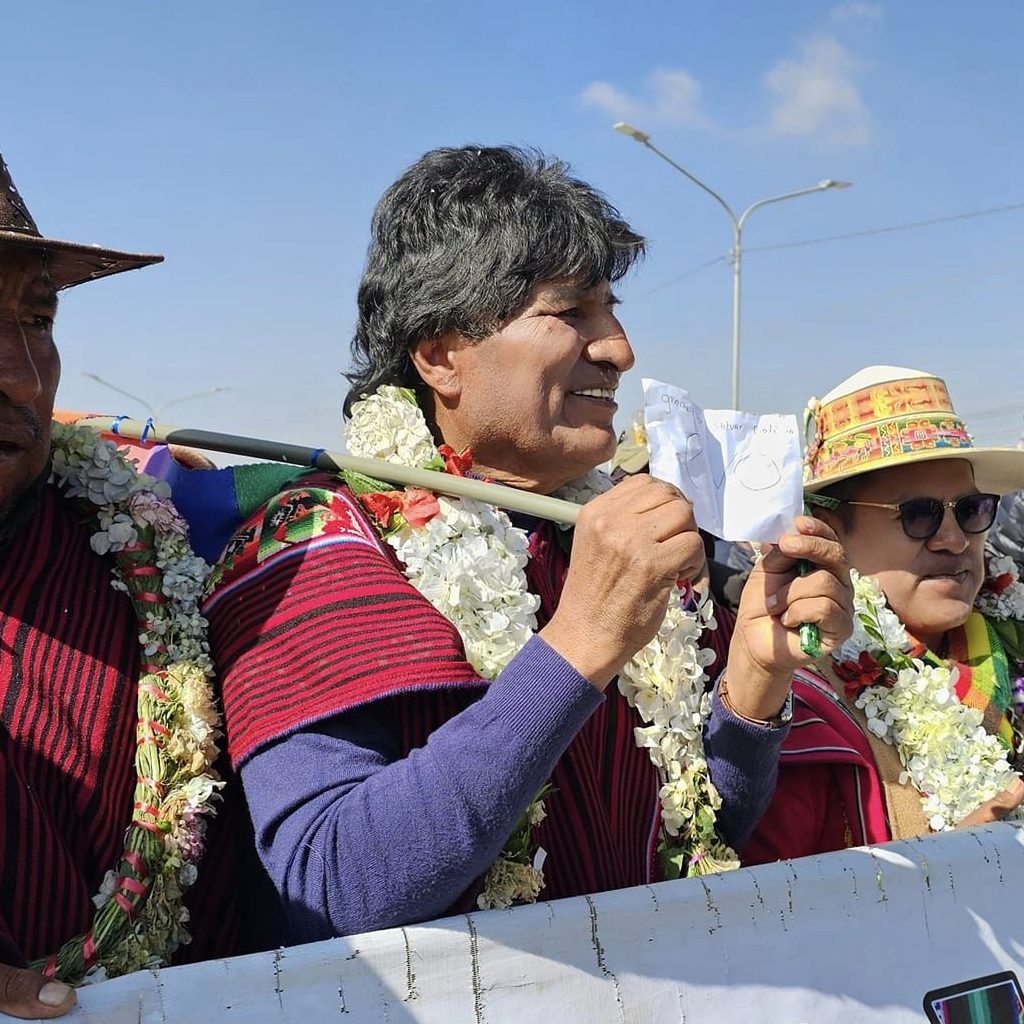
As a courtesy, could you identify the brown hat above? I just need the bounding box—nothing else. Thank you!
[0,152,162,289]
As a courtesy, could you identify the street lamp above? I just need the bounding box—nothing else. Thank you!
[82,372,231,420]
[614,121,851,408]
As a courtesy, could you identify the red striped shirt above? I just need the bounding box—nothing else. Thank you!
[0,485,243,965]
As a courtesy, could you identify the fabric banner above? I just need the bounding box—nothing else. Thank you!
[22,824,1024,1024]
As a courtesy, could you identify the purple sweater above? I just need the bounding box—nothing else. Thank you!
[240,635,786,943]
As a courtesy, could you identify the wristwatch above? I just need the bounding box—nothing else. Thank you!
[718,675,793,729]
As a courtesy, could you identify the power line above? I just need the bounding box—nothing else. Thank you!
[962,403,1023,423]
[633,255,726,298]
[746,201,1024,254]
[635,200,1024,298]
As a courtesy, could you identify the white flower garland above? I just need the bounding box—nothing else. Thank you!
[346,387,735,907]
[40,423,222,983]
[975,552,1024,621]
[835,565,1022,832]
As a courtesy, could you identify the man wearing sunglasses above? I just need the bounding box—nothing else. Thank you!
[744,365,1024,863]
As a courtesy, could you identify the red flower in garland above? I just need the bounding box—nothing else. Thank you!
[359,489,440,529]
[990,573,1016,596]
[398,489,440,527]
[358,492,402,528]
[438,444,474,477]
[833,651,889,698]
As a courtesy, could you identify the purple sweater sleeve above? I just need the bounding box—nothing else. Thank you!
[703,682,789,851]
[240,641,784,942]
[240,635,603,942]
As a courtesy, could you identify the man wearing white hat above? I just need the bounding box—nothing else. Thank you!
[744,365,1024,863]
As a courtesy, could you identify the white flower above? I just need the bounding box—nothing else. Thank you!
[975,549,1024,620]
[839,569,912,661]
[838,572,1023,830]
[182,774,220,808]
[346,386,440,469]
[389,497,539,679]
[477,857,545,910]
[551,469,614,514]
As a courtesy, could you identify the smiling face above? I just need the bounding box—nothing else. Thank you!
[412,279,635,493]
[0,251,60,517]
[818,459,987,650]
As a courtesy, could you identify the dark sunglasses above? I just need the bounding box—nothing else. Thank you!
[806,491,999,540]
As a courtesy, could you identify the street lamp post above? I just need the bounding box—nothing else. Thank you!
[613,121,851,408]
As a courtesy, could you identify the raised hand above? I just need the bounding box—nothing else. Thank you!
[722,516,853,721]
[542,474,706,690]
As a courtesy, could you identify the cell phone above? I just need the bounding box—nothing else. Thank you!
[924,971,1024,1024]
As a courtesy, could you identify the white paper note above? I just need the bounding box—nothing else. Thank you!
[642,378,803,543]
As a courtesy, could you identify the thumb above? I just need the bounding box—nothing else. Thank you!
[0,964,76,1019]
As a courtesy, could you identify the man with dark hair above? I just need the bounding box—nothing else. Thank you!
[347,146,644,407]
[206,145,851,942]
[0,152,242,1019]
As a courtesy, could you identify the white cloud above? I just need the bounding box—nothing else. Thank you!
[763,34,871,147]
[830,1,882,23]
[580,68,710,128]
[579,81,641,121]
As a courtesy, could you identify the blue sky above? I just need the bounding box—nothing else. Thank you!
[3,0,1022,451]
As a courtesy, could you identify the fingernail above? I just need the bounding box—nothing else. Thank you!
[39,982,73,1007]
[766,593,778,610]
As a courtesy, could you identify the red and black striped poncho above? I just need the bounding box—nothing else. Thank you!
[207,477,734,903]
[0,484,245,967]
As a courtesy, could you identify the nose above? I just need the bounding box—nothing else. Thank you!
[926,503,970,555]
[0,317,44,407]
[584,313,636,373]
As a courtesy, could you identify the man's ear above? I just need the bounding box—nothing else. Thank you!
[409,333,464,402]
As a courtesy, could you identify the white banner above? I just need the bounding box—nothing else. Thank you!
[23,823,1024,1023]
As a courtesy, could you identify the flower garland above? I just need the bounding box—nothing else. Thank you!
[346,387,736,908]
[33,423,222,985]
[832,558,1024,832]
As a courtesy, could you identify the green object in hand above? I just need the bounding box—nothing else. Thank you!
[798,569,823,657]
[797,498,823,658]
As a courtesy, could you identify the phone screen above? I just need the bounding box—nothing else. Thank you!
[924,972,1024,1024]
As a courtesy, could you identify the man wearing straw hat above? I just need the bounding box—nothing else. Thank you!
[204,145,852,942]
[0,152,243,1017]
[744,365,1024,864]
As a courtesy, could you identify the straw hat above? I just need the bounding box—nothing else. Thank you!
[0,151,162,289]
[803,365,1024,495]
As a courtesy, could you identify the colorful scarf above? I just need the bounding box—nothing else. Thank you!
[939,612,1014,751]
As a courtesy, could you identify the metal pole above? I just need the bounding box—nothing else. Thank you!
[731,225,742,409]
[613,123,850,409]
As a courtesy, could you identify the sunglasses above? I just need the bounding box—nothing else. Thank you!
[807,491,999,541]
